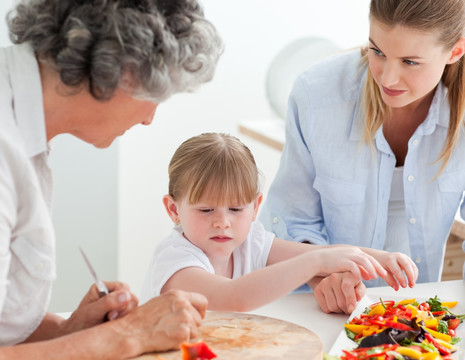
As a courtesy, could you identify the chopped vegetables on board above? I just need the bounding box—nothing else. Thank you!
[181,341,217,360]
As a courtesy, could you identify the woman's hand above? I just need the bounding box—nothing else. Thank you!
[309,272,366,314]
[62,281,138,335]
[118,290,208,354]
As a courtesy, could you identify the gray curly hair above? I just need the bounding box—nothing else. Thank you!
[8,0,223,102]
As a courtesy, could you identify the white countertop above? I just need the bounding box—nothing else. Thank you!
[249,280,465,352]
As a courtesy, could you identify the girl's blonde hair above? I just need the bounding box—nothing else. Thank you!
[168,133,260,205]
[362,0,465,173]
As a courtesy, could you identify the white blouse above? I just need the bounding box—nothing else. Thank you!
[0,43,56,345]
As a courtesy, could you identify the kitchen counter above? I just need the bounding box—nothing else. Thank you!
[248,279,465,352]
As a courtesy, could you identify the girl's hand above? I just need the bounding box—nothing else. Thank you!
[315,245,388,281]
[309,272,366,314]
[62,281,139,335]
[363,250,419,290]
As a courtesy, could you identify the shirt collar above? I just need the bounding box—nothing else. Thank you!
[7,43,48,157]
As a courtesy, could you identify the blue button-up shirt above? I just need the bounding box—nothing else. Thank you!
[260,49,465,286]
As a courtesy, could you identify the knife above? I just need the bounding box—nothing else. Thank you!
[79,247,109,297]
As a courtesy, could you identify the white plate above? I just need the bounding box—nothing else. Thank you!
[328,295,465,359]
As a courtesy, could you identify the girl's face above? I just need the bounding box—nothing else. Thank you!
[163,193,262,260]
[368,19,459,110]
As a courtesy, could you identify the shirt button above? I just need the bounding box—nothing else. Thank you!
[272,217,279,224]
[35,261,45,271]
[412,139,419,146]
[415,257,422,264]
[408,175,415,182]
[409,217,416,224]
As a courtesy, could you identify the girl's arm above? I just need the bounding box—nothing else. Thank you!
[161,240,386,312]
[269,240,418,289]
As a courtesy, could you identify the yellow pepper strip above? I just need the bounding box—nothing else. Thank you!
[406,304,419,318]
[368,304,386,316]
[420,352,441,360]
[362,326,382,337]
[344,324,370,334]
[423,327,452,343]
[397,346,422,359]
[435,338,457,351]
[398,298,416,305]
[441,301,458,309]
[424,317,439,329]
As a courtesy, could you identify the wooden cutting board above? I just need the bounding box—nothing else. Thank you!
[135,311,323,360]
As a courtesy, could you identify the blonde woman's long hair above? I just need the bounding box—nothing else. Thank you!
[362,0,465,174]
[168,133,260,205]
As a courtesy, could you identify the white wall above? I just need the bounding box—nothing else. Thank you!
[0,0,370,311]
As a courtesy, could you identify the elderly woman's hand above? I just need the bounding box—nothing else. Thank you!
[61,281,139,335]
[116,290,208,354]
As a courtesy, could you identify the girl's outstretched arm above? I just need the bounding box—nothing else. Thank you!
[161,239,386,312]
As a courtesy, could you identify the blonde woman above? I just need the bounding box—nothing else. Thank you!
[260,0,465,314]
[140,133,417,311]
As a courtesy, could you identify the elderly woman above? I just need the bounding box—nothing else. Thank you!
[0,0,222,358]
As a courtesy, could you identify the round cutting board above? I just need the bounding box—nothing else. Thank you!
[135,311,323,360]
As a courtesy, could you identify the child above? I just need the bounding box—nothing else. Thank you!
[140,133,418,312]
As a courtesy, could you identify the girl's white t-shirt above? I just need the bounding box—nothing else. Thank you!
[140,221,275,304]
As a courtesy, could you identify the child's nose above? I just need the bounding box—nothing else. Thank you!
[213,212,231,228]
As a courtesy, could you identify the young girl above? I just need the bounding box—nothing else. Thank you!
[260,0,465,314]
[140,133,418,312]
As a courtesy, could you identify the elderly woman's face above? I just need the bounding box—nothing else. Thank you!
[71,89,158,148]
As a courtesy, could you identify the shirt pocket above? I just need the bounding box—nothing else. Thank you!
[438,168,465,193]
[313,174,366,241]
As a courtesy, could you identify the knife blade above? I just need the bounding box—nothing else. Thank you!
[79,247,109,297]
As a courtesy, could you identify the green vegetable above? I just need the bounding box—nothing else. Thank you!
[367,346,386,355]
[437,320,449,334]
[412,341,438,353]
[345,328,356,341]
[426,296,446,312]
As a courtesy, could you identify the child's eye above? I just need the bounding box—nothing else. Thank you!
[229,208,242,212]
[200,209,213,213]
[403,59,419,66]
[369,47,384,57]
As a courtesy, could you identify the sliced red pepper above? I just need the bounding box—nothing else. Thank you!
[342,344,398,360]
[367,319,386,327]
[432,311,446,316]
[385,320,413,331]
[342,349,359,360]
[424,332,451,356]
[181,341,217,360]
